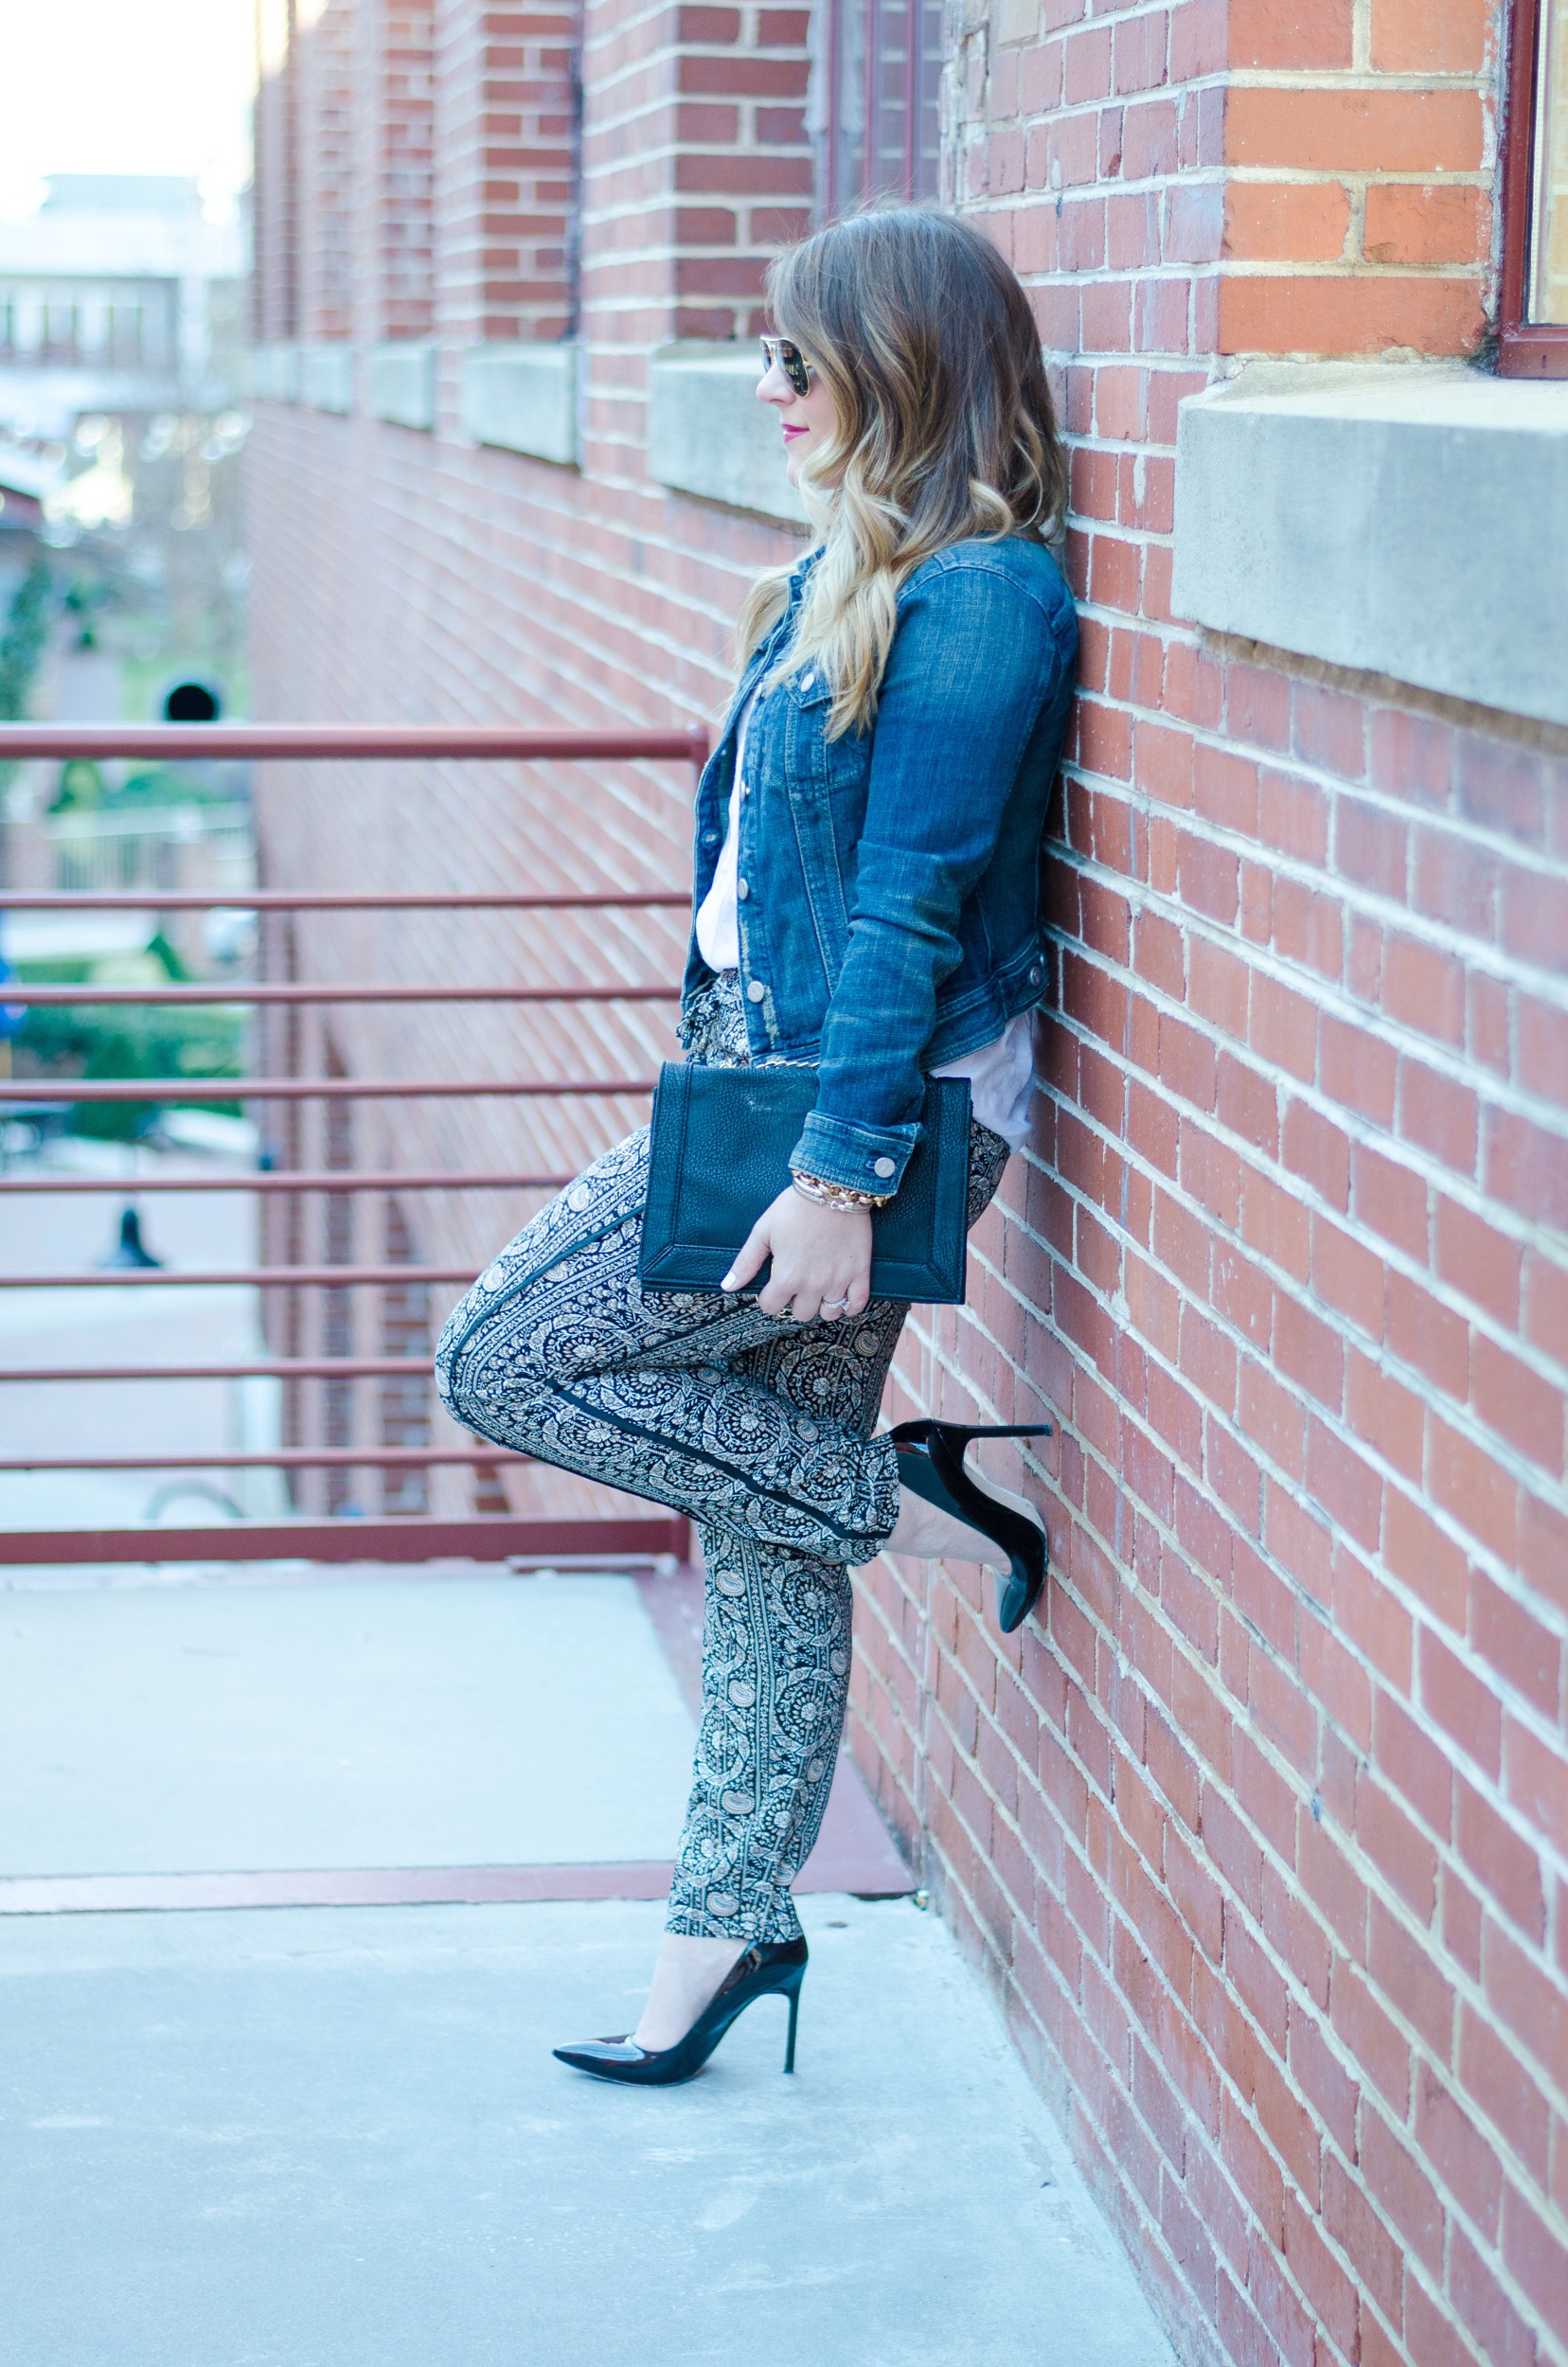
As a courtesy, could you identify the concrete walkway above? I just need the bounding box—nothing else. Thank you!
[0,1563,1177,2367]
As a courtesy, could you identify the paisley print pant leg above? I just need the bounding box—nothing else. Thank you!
[435,1128,908,1562]
[434,966,1012,1944]
[667,1123,1010,1943]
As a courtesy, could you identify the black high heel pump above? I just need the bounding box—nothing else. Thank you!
[553,1936,808,2087]
[891,1419,1052,1635]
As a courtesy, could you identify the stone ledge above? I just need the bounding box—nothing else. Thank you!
[1172,363,1568,730]
[247,344,300,404]
[366,344,436,432]
[461,342,578,465]
[301,344,354,417]
[647,344,807,526]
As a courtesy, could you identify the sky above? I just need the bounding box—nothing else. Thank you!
[0,0,255,223]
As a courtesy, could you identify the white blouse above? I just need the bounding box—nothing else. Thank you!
[694,692,1036,1150]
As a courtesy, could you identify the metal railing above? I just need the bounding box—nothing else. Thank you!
[0,721,707,1567]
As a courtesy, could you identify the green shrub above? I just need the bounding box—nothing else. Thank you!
[15,1001,245,1142]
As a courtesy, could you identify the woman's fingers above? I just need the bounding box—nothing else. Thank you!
[757,1255,802,1318]
[720,1219,772,1295]
[722,1188,875,1323]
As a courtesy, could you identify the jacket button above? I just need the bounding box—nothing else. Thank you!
[1028,962,1043,986]
[800,670,814,690]
[746,980,766,1003]
[873,1156,897,1179]
[703,830,720,846]
[737,877,749,900]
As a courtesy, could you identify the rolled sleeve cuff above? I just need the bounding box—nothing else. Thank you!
[789,1110,921,1196]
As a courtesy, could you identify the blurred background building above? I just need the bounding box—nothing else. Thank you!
[0,172,243,436]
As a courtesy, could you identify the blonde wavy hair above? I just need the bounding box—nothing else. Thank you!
[736,208,1069,740]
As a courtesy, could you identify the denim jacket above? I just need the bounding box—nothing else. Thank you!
[680,533,1078,1195]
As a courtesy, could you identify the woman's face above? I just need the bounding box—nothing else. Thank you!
[757,339,839,484]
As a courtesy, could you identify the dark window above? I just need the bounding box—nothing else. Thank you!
[811,0,945,221]
[1500,0,1568,374]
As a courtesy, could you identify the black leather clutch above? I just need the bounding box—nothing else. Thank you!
[638,1061,973,1305]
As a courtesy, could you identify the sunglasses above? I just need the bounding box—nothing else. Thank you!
[759,335,815,400]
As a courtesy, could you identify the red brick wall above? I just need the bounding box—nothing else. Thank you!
[246,1,1568,2358]
[867,4,1567,2363]
[298,0,359,341]
[434,0,579,345]
[1217,0,1498,354]
[380,2,437,339]
[253,0,300,342]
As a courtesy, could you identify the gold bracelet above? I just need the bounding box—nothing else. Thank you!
[791,1169,891,1214]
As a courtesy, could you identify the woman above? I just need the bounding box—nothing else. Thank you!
[437,208,1078,2086]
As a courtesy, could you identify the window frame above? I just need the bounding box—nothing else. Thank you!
[818,0,941,222]
[1499,0,1568,376]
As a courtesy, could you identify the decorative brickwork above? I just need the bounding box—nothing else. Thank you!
[246,4,1567,2362]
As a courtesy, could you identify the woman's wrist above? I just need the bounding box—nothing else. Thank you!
[790,1168,889,1214]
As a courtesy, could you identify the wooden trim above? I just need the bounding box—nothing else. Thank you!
[1499,0,1540,339]
[1499,323,1568,374]
[1498,0,1568,373]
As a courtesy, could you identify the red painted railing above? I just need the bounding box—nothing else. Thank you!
[0,721,706,1567]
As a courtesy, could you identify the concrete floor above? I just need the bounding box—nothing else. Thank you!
[0,1148,1177,2363]
[0,1895,1175,2367]
[0,1573,696,1874]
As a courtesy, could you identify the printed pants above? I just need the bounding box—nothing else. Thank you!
[436,975,1009,1943]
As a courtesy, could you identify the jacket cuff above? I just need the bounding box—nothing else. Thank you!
[789,1110,922,1196]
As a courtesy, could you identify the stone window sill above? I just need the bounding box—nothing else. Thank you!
[647,345,806,527]
[1172,364,1568,730]
[248,344,301,404]
[367,344,435,432]
[460,342,578,466]
[301,345,353,416]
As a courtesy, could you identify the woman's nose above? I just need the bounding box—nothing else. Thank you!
[757,362,793,406]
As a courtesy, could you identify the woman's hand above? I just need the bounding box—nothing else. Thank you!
[722,1185,872,1324]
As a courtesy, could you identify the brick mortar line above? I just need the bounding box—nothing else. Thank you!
[1214,259,1488,279]
[1224,165,1490,184]
[318,514,743,700]
[1003,179,1229,205]
[1225,69,1493,91]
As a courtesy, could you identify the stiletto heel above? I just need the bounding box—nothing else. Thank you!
[553,1935,809,2087]
[891,1417,1051,1636]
